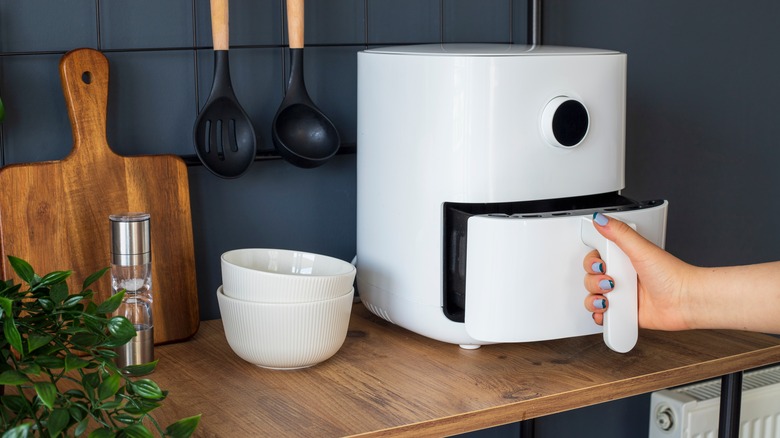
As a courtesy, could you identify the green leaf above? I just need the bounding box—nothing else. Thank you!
[8,256,35,284]
[122,360,157,377]
[130,379,164,400]
[37,297,55,312]
[35,270,71,289]
[0,296,12,319]
[107,316,136,341]
[65,389,87,399]
[118,424,153,438]
[70,333,100,348]
[165,415,202,438]
[84,315,107,333]
[1,394,28,412]
[47,408,71,438]
[83,267,109,290]
[50,282,69,305]
[96,349,118,359]
[97,372,121,401]
[83,371,100,389]
[27,333,53,353]
[88,428,115,438]
[2,424,32,438]
[75,417,90,436]
[34,355,65,369]
[34,381,57,409]
[123,399,160,415]
[62,294,85,308]
[113,413,139,424]
[20,363,42,376]
[65,354,90,372]
[0,370,29,385]
[3,316,22,355]
[99,399,123,410]
[96,291,125,315]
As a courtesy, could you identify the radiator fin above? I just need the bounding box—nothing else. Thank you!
[649,365,780,438]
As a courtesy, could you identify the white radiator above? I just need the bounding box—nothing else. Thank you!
[649,365,780,438]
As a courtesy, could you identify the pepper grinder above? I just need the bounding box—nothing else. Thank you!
[110,212,154,372]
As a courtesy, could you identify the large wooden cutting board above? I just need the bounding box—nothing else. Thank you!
[0,48,199,344]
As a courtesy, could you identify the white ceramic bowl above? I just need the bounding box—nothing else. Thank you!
[221,248,356,303]
[217,285,353,369]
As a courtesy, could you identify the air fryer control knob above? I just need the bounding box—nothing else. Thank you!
[541,96,589,148]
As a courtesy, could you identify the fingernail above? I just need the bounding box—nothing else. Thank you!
[593,298,607,309]
[591,262,604,274]
[593,212,608,226]
[598,279,614,291]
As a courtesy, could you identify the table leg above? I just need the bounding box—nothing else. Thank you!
[520,418,535,438]
[718,371,743,438]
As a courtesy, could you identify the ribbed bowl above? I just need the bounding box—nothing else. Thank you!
[221,248,356,303]
[216,285,353,369]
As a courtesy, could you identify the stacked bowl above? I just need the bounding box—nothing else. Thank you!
[217,248,356,370]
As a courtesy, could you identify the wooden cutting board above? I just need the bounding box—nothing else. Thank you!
[0,48,199,344]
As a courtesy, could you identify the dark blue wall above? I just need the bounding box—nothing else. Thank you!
[3,1,778,437]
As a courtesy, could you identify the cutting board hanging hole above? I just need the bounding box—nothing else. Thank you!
[82,71,92,84]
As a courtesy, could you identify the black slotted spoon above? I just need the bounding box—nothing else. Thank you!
[194,0,257,178]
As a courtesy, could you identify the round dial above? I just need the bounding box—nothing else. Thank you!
[541,96,589,148]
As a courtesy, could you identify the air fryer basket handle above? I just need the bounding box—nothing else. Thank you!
[581,216,639,353]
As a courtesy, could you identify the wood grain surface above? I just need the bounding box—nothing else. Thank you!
[0,48,199,344]
[286,0,305,49]
[147,304,780,437]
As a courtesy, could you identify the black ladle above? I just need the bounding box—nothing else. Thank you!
[193,0,257,178]
[272,0,340,169]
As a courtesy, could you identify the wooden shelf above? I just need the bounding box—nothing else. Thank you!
[149,304,780,437]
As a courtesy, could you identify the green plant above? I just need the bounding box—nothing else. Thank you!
[0,256,200,437]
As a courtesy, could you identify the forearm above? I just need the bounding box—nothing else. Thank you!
[685,261,780,334]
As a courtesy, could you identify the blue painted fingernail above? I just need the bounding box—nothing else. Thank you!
[591,262,604,274]
[593,298,607,309]
[599,279,614,291]
[593,212,609,226]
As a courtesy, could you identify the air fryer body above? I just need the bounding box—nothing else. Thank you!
[356,44,667,348]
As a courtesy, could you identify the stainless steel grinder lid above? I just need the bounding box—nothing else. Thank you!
[109,212,151,266]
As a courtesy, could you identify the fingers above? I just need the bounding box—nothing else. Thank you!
[583,249,604,274]
[583,246,612,325]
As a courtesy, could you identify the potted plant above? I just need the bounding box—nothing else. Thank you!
[0,256,200,437]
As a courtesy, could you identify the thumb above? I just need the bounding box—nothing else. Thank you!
[592,212,661,262]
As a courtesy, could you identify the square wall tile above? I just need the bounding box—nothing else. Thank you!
[0,0,97,52]
[195,0,282,48]
[443,0,511,43]
[367,0,441,44]
[289,0,365,46]
[98,0,194,50]
[104,50,196,156]
[0,54,72,164]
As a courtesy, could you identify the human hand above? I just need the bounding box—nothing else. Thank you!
[582,212,693,331]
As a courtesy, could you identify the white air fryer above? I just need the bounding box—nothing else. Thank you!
[356,44,668,352]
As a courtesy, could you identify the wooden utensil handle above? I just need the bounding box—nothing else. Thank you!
[211,0,229,51]
[287,0,304,49]
[59,48,112,161]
